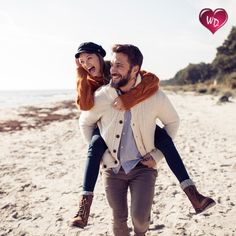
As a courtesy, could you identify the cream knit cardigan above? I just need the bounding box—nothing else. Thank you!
[79,74,180,170]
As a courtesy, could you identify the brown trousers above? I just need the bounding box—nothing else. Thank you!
[102,165,157,236]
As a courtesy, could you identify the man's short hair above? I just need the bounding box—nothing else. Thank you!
[111,44,143,70]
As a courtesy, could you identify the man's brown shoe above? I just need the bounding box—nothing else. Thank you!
[183,185,216,214]
[72,195,93,228]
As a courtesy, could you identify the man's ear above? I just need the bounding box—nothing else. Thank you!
[132,65,140,76]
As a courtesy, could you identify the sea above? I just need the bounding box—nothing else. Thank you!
[0,90,76,109]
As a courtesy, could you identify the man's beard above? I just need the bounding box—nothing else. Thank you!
[111,69,132,89]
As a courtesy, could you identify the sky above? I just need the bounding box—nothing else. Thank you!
[0,0,235,90]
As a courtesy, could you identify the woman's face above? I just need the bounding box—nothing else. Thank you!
[76,53,102,77]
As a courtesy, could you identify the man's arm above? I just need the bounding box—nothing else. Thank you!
[79,86,114,144]
[149,90,180,164]
[79,88,109,144]
[79,110,98,144]
[156,91,180,139]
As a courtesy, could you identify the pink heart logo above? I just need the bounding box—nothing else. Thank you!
[199,8,228,34]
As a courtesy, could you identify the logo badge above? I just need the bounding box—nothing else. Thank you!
[199,8,228,34]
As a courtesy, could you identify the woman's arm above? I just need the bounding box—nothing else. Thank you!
[76,66,104,111]
[116,70,160,110]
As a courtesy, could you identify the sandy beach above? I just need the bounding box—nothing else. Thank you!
[0,91,236,236]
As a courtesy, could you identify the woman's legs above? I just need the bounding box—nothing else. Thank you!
[154,125,190,183]
[72,127,107,228]
[154,125,215,214]
[83,127,108,193]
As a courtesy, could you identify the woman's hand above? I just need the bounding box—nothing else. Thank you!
[112,97,126,111]
[140,153,156,168]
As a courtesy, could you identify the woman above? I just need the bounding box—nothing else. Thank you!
[72,42,215,228]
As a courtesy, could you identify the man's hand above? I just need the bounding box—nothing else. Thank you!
[112,97,126,111]
[140,153,156,168]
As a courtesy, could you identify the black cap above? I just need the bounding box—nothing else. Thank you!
[75,42,106,58]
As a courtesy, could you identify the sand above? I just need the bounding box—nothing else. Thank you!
[0,92,236,236]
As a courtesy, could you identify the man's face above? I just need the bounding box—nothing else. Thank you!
[76,53,101,77]
[110,52,133,88]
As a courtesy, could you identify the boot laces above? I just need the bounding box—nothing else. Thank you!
[74,198,89,218]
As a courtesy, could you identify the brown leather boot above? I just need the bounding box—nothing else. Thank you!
[183,185,216,214]
[71,195,93,228]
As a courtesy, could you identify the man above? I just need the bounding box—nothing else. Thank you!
[79,44,180,236]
